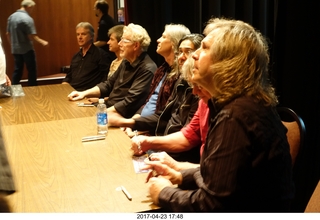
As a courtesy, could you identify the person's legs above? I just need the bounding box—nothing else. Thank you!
[24,50,37,86]
[12,54,24,85]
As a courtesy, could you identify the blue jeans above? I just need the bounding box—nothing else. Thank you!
[12,50,37,86]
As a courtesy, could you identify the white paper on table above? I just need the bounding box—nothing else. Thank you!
[132,155,149,173]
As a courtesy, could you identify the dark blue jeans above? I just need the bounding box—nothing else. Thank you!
[12,50,37,86]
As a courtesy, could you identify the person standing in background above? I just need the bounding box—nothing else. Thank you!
[93,0,116,73]
[117,7,125,24]
[6,0,48,86]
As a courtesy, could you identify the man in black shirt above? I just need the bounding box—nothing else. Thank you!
[68,23,157,119]
[62,22,108,91]
[93,0,116,72]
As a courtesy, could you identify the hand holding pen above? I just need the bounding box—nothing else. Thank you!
[142,159,183,185]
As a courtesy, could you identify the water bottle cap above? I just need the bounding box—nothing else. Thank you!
[98,98,104,104]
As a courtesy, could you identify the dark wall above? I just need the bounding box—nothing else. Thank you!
[126,0,202,66]
[126,0,276,66]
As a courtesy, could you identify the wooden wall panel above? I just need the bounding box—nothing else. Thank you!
[0,0,115,81]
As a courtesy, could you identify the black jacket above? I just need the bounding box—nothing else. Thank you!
[134,77,198,135]
[134,77,200,162]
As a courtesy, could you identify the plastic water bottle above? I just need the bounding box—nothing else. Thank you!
[97,98,108,134]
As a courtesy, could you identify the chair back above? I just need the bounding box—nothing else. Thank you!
[305,180,320,212]
[277,107,306,166]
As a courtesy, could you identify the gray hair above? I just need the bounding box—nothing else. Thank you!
[164,24,190,53]
[180,56,194,83]
[76,22,95,40]
[123,23,151,51]
[108,25,125,42]
[21,0,36,7]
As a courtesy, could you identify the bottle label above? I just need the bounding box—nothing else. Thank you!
[97,112,107,125]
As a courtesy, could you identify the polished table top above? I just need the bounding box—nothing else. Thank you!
[0,84,157,212]
[0,84,96,126]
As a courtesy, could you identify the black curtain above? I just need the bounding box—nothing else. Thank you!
[272,0,320,212]
[125,0,202,66]
[125,0,275,66]
[125,0,320,212]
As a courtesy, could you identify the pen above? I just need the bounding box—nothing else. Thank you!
[77,102,94,107]
[81,135,105,142]
[121,186,132,201]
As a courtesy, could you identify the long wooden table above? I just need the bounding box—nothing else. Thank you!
[0,84,97,126]
[0,84,157,212]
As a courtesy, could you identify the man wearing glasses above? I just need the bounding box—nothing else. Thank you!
[68,23,157,119]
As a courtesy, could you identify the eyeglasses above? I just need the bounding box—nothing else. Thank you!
[120,38,133,44]
[176,49,194,57]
